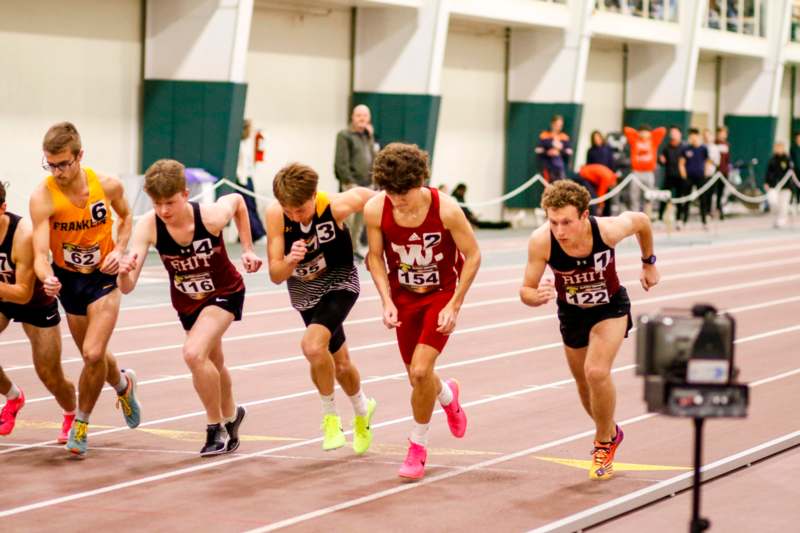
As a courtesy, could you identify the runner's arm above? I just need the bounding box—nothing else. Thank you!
[330,187,377,223]
[117,214,155,294]
[602,213,659,290]
[208,193,262,273]
[0,219,36,304]
[519,227,554,307]
[364,194,401,324]
[440,195,481,311]
[102,175,133,252]
[265,202,300,284]
[29,184,56,283]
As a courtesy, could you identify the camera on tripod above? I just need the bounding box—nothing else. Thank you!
[636,303,748,418]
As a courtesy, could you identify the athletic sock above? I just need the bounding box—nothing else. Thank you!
[410,422,430,447]
[348,389,368,417]
[4,383,20,400]
[320,393,337,416]
[113,370,128,395]
[77,410,90,424]
[438,379,453,407]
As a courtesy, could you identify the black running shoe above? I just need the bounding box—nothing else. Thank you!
[200,423,227,457]
[224,406,247,453]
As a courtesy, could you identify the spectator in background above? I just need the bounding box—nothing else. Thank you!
[579,163,618,216]
[679,128,711,229]
[535,115,573,183]
[452,183,511,229]
[624,123,665,216]
[586,130,615,170]
[764,141,792,228]
[334,104,378,259]
[789,132,800,214]
[714,126,731,220]
[703,128,721,181]
[658,125,685,223]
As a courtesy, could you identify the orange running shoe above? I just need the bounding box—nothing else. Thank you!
[589,424,624,480]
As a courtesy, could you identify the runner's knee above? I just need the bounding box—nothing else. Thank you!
[301,337,328,363]
[584,363,610,386]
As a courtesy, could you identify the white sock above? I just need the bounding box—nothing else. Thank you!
[113,370,128,395]
[438,379,453,406]
[348,390,368,417]
[410,422,429,447]
[320,393,337,416]
[4,383,20,400]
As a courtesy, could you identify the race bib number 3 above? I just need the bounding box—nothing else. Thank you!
[565,288,609,307]
[62,243,101,273]
[174,272,216,300]
[293,254,327,281]
[398,266,440,293]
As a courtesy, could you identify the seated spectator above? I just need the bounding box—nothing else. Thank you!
[452,183,511,230]
[586,130,615,170]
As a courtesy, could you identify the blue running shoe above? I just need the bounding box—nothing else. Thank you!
[66,419,89,457]
[116,369,141,428]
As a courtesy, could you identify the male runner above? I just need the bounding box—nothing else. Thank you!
[519,180,659,480]
[0,182,77,440]
[30,122,141,456]
[266,163,376,454]
[364,143,480,480]
[118,159,261,456]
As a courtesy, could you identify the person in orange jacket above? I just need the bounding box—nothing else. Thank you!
[624,124,665,216]
[579,164,619,216]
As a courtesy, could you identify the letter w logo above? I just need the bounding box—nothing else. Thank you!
[391,243,433,266]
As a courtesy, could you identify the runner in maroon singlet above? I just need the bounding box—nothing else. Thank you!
[364,143,481,480]
[519,180,659,480]
[118,159,262,457]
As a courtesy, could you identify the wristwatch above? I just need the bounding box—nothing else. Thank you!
[641,254,657,265]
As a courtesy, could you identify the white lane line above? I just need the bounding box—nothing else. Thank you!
[0,321,796,518]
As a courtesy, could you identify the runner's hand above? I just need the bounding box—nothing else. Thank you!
[241,251,263,273]
[100,249,123,275]
[285,240,306,264]
[43,275,61,297]
[641,264,660,291]
[436,302,459,334]
[382,301,402,329]
[118,252,138,276]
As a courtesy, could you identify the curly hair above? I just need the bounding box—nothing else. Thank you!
[273,163,318,207]
[144,159,187,199]
[541,180,590,214]
[372,143,430,194]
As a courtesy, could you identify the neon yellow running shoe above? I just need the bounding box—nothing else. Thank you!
[321,414,345,451]
[352,398,377,455]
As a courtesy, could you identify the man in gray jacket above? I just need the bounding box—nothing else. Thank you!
[335,105,377,258]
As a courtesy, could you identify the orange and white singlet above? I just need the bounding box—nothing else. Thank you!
[47,168,115,274]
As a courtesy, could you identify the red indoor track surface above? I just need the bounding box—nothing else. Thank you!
[1,219,798,532]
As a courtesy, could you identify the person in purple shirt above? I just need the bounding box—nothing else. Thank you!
[535,115,573,182]
[586,131,615,170]
[679,128,711,228]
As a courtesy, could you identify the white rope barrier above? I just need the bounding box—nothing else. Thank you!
[588,173,636,205]
[456,174,546,208]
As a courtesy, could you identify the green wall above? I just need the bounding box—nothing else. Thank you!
[352,92,441,155]
[142,80,247,181]
[724,115,777,187]
[622,108,691,135]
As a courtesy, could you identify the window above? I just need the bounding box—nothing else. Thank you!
[594,0,678,22]
[704,0,766,37]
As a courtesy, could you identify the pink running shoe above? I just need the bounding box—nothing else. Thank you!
[0,389,25,436]
[398,440,427,480]
[58,413,76,444]
[442,379,467,438]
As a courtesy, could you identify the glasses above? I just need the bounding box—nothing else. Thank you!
[42,156,76,173]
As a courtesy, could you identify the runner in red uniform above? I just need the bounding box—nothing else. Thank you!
[520,180,659,480]
[364,143,481,480]
[119,159,262,457]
